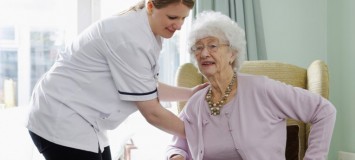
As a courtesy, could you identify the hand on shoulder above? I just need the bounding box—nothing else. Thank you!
[191,82,209,95]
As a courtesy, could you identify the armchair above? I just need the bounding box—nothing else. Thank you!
[175,60,329,160]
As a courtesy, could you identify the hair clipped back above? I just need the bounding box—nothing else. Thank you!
[152,0,195,9]
[189,11,246,71]
[120,0,194,15]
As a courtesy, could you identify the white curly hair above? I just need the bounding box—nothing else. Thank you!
[188,11,246,71]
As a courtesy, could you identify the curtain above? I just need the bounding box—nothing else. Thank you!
[192,0,267,60]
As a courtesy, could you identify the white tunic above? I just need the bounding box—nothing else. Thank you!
[27,9,162,153]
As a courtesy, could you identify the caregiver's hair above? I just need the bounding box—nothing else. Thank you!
[188,11,246,71]
[123,0,195,13]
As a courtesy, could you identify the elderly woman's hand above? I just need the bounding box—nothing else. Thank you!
[169,154,185,160]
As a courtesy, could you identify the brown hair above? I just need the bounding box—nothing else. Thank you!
[151,0,195,9]
[120,0,195,14]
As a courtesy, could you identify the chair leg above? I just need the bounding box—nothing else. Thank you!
[124,138,137,160]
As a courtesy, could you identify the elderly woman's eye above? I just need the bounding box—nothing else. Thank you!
[194,45,204,51]
[191,45,203,52]
[208,44,218,49]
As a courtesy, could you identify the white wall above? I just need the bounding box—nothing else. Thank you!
[259,0,327,68]
[328,0,355,159]
[259,0,355,159]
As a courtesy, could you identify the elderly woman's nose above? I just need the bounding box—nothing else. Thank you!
[200,47,210,57]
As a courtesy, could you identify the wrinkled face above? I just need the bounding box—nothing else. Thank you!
[193,37,235,77]
[148,2,191,38]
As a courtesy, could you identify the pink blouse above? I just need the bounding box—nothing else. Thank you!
[202,97,243,160]
[166,73,336,160]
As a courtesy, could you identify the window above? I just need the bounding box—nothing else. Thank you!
[30,29,65,90]
[0,0,76,108]
[0,26,16,41]
[0,50,18,106]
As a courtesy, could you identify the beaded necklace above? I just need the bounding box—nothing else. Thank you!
[205,72,237,116]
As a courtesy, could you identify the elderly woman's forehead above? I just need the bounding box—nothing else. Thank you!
[195,37,220,43]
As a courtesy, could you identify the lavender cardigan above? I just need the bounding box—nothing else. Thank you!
[166,73,336,160]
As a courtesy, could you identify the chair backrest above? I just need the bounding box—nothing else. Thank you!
[175,60,329,160]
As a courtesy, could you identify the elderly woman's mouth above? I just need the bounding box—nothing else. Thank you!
[201,61,215,65]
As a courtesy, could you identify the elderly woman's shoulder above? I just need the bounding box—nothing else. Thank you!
[191,86,209,100]
[238,72,276,87]
[183,87,209,110]
[238,72,269,81]
[238,73,290,91]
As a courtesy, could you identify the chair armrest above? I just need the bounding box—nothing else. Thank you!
[305,60,330,152]
[307,60,329,99]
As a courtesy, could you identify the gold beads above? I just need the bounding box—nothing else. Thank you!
[205,72,236,116]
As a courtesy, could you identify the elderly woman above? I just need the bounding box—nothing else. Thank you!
[166,11,336,160]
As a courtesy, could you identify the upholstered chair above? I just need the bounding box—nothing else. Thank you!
[175,60,329,160]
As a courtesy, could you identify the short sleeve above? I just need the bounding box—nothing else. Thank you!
[106,41,160,101]
[99,9,162,102]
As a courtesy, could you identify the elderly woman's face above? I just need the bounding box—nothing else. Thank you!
[192,37,234,77]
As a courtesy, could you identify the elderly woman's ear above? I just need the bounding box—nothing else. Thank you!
[229,51,237,65]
